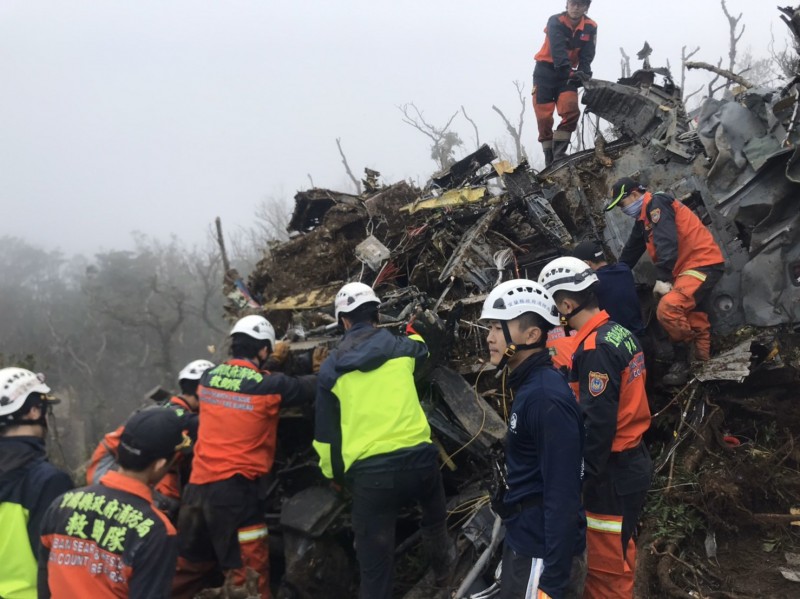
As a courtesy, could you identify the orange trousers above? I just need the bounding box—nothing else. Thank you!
[233,524,270,598]
[533,87,580,142]
[583,513,637,599]
[656,274,711,360]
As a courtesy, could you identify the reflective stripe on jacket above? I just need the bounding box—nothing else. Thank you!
[534,13,597,75]
[313,322,432,481]
[568,311,651,480]
[0,437,73,599]
[619,192,724,282]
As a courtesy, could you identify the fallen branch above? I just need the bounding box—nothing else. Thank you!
[654,542,696,598]
[751,513,800,526]
[684,61,753,89]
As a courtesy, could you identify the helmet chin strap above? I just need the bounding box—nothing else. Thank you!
[495,321,545,377]
[561,297,591,322]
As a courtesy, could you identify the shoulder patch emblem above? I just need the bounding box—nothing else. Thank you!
[650,208,661,224]
[588,371,609,397]
[509,413,518,431]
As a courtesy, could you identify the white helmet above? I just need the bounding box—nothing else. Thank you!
[480,279,560,325]
[334,282,381,320]
[230,315,276,347]
[0,368,52,421]
[538,257,599,294]
[178,359,215,382]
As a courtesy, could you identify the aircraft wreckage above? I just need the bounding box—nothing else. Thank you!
[216,14,800,599]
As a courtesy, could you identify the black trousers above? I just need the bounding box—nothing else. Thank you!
[500,544,587,599]
[349,463,447,599]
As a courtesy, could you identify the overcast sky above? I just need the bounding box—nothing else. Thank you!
[0,0,785,256]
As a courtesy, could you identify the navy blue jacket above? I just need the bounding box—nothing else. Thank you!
[0,436,73,598]
[594,263,646,339]
[504,351,586,598]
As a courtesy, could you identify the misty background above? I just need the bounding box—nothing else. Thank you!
[0,0,791,466]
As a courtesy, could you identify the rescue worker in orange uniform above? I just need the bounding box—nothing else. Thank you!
[177,315,317,599]
[39,409,189,599]
[85,359,214,520]
[533,0,597,166]
[540,257,652,599]
[607,178,725,385]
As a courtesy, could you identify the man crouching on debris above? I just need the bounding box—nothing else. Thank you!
[540,257,652,599]
[313,282,455,599]
[607,178,725,386]
[533,0,597,166]
[481,280,586,599]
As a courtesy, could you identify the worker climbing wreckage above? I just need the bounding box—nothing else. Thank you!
[533,0,597,166]
[313,282,456,599]
[176,315,320,599]
[607,178,726,386]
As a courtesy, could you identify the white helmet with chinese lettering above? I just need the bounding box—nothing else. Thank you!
[538,256,598,294]
[0,367,56,428]
[334,282,381,321]
[178,360,215,382]
[230,315,276,348]
[480,279,560,325]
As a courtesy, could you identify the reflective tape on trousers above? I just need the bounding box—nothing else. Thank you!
[680,269,707,282]
[586,516,622,534]
[238,525,269,543]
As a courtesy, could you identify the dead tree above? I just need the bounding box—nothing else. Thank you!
[620,47,631,78]
[720,0,745,87]
[491,80,528,164]
[680,45,701,101]
[460,105,481,149]
[398,103,462,171]
[335,138,362,194]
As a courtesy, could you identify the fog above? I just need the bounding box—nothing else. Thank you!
[0,0,784,255]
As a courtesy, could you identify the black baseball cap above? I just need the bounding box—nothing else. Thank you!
[607,177,645,211]
[119,409,188,461]
[572,240,605,262]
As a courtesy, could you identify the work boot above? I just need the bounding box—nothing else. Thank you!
[542,141,554,167]
[552,139,570,162]
[662,361,689,386]
[421,522,456,591]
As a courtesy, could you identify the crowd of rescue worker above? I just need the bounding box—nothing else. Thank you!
[1,1,730,598]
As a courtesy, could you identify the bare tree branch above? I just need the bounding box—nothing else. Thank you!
[684,85,705,106]
[215,217,231,275]
[398,103,462,170]
[686,60,754,89]
[307,173,315,188]
[681,45,701,101]
[620,47,631,78]
[491,81,528,164]
[460,105,481,149]
[335,138,362,194]
[720,0,745,88]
